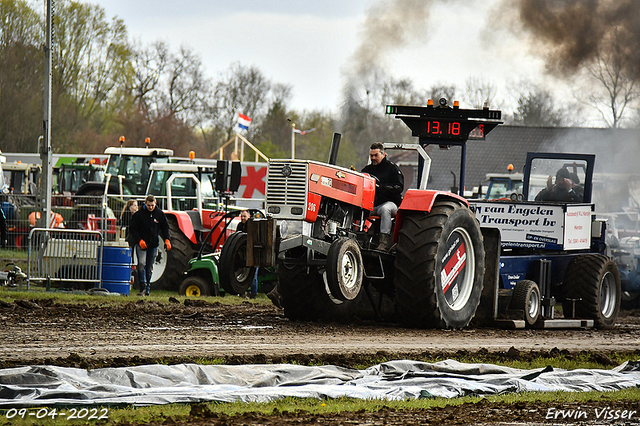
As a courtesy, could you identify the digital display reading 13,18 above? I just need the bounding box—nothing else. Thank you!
[422,120,485,139]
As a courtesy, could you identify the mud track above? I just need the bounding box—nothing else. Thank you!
[1,298,640,425]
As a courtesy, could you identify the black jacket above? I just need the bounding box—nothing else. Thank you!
[129,205,170,249]
[361,156,404,206]
[237,220,248,233]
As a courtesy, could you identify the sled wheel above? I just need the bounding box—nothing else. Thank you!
[510,280,541,326]
[218,232,254,295]
[150,219,193,291]
[621,291,640,310]
[326,237,363,301]
[562,254,621,329]
[394,200,485,329]
[179,276,212,297]
[277,251,359,323]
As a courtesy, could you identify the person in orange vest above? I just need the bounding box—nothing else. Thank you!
[28,211,65,228]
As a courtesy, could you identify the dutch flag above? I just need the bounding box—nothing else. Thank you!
[294,127,316,135]
[237,113,252,131]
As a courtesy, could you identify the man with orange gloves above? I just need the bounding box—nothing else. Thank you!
[129,195,171,296]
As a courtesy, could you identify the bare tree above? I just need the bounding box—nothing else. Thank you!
[209,63,272,146]
[0,0,43,151]
[160,45,210,126]
[129,40,168,111]
[428,82,456,105]
[580,28,640,128]
[507,80,571,127]
[53,0,132,125]
[463,76,498,109]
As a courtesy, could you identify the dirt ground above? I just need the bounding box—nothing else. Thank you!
[1,297,640,425]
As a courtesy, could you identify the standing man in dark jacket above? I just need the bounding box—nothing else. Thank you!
[129,195,171,296]
[361,142,404,251]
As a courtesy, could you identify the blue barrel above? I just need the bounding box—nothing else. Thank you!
[98,245,132,295]
[0,202,14,220]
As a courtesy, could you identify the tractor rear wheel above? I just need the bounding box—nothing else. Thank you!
[394,201,485,329]
[218,232,255,295]
[278,258,359,323]
[562,254,621,329]
[510,280,541,326]
[150,219,193,291]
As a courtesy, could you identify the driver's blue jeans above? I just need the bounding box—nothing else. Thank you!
[371,201,398,234]
[136,245,158,295]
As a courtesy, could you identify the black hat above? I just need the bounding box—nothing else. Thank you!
[556,168,580,184]
[556,168,572,182]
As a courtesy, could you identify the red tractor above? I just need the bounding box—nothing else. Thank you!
[236,102,503,328]
[227,102,621,330]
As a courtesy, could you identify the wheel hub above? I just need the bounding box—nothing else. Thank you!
[341,251,358,290]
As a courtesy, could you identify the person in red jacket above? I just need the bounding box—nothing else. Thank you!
[129,195,171,296]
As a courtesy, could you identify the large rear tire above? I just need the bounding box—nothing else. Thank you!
[150,219,193,291]
[394,201,485,329]
[562,254,621,329]
[278,259,359,323]
[218,232,255,295]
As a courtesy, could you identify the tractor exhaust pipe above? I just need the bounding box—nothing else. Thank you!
[328,132,341,165]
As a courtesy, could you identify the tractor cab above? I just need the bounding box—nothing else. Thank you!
[55,161,106,195]
[146,162,219,211]
[523,153,594,204]
[76,138,173,196]
[483,172,524,201]
[2,162,41,195]
[103,146,173,196]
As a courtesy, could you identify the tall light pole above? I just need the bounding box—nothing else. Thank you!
[38,0,53,228]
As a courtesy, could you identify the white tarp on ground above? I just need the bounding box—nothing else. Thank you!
[1,359,639,407]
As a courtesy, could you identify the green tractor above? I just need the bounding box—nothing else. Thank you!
[179,209,277,297]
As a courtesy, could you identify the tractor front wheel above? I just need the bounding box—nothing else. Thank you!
[326,237,363,301]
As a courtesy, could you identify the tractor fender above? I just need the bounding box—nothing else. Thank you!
[186,256,219,284]
[393,189,469,242]
[164,211,197,244]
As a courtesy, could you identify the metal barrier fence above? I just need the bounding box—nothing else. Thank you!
[1,194,117,249]
[27,228,103,290]
[1,192,265,250]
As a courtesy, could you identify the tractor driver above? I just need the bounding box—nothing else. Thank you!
[535,167,583,203]
[362,142,404,251]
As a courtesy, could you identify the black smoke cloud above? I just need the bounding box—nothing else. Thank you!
[500,0,640,79]
[349,0,639,80]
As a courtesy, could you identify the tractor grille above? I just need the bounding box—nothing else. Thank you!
[266,161,308,218]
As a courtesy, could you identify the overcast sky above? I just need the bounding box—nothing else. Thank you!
[95,0,561,115]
